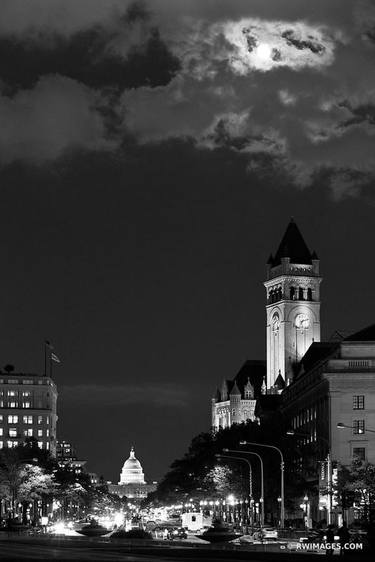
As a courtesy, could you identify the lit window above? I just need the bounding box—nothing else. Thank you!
[22,392,31,398]
[22,402,31,409]
[24,429,33,437]
[353,396,365,410]
[9,402,18,408]
[46,417,50,425]
[0,415,3,422]
[353,420,365,435]
[0,441,3,449]
[7,391,16,396]
[353,447,366,461]
[37,441,43,449]
[23,380,33,385]
[46,429,50,437]
[46,443,50,451]
[0,428,3,436]
[8,415,18,424]
[23,415,33,424]
[7,440,18,448]
[8,428,17,437]
[37,429,43,437]
[37,416,43,425]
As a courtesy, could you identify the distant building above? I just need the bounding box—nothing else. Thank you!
[0,371,58,455]
[56,439,87,474]
[109,447,157,500]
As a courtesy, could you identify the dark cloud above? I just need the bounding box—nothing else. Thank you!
[0,26,180,93]
[61,383,189,408]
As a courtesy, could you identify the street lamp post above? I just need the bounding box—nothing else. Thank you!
[216,454,253,527]
[287,430,332,525]
[239,440,285,529]
[223,448,265,527]
[337,422,375,433]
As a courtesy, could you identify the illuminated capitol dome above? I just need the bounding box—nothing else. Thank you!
[109,445,156,501]
[119,446,145,485]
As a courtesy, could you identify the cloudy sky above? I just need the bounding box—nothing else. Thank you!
[1,0,375,480]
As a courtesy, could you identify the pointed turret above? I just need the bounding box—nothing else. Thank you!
[244,377,254,399]
[230,381,241,396]
[272,218,314,266]
[261,377,267,395]
[221,380,229,401]
[274,371,285,392]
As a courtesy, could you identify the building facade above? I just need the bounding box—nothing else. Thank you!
[211,361,266,431]
[0,371,58,455]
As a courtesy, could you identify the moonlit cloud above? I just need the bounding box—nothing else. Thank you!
[0,0,374,199]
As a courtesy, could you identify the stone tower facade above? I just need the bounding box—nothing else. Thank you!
[264,219,322,388]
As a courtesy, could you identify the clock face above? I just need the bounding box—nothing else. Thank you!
[295,313,310,330]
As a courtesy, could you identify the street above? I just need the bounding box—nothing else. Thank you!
[0,536,371,561]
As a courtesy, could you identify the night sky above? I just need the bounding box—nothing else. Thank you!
[1,0,375,483]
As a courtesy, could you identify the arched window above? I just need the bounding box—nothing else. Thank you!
[277,287,282,301]
[290,287,295,300]
[307,288,312,301]
[298,287,304,300]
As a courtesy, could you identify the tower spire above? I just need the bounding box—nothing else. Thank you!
[264,220,322,388]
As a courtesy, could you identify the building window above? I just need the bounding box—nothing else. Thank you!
[0,415,3,422]
[37,416,43,425]
[46,429,50,437]
[37,441,43,449]
[9,402,18,408]
[24,429,33,437]
[37,429,43,437]
[7,441,18,448]
[8,428,17,437]
[353,420,365,434]
[23,415,33,424]
[8,415,18,424]
[353,395,365,410]
[22,402,31,409]
[0,441,3,449]
[8,380,19,384]
[0,428,3,436]
[23,380,33,385]
[46,443,50,451]
[7,390,17,397]
[353,447,366,461]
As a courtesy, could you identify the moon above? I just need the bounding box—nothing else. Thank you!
[255,43,273,62]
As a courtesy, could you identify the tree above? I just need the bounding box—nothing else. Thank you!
[0,449,57,523]
[336,459,375,523]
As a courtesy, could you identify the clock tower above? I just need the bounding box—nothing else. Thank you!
[264,219,321,388]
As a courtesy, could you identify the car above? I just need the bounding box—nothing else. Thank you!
[262,527,278,540]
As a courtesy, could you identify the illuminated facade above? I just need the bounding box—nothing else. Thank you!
[211,361,266,431]
[108,446,157,500]
[0,371,58,455]
[265,219,321,388]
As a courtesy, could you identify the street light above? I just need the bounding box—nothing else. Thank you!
[222,448,264,527]
[239,440,285,529]
[337,422,375,433]
[216,454,254,526]
[287,430,333,525]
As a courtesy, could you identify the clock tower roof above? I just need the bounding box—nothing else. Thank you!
[271,219,314,266]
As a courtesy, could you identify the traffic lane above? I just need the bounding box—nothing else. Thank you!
[0,542,282,562]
